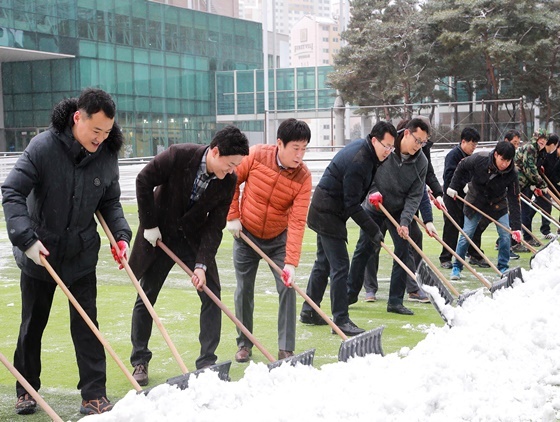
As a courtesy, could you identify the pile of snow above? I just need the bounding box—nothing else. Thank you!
[86,242,560,422]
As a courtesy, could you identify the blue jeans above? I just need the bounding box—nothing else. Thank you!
[453,212,511,272]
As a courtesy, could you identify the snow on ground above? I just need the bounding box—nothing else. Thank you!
[85,242,560,422]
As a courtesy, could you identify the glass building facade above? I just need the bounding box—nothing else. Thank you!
[0,0,262,156]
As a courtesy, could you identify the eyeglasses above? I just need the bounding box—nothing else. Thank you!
[378,139,395,152]
[410,132,429,147]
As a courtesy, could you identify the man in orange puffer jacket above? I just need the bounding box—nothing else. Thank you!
[226,119,312,363]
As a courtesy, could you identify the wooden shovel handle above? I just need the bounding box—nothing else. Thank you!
[377,203,460,297]
[0,351,64,422]
[413,216,491,289]
[95,211,189,375]
[238,232,349,341]
[454,195,537,254]
[40,254,142,392]
[429,191,501,275]
[155,239,277,363]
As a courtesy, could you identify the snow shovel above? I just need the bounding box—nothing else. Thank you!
[155,239,315,370]
[375,202,459,297]
[428,191,501,276]
[238,232,384,362]
[39,254,143,393]
[96,212,230,390]
[0,350,63,421]
[413,216,491,289]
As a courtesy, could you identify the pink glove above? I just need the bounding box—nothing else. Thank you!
[368,192,383,209]
[511,230,522,244]
[111,240,128,270]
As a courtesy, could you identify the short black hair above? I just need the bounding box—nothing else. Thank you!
[460,127,480,143]
[495,140,515,160]
[406,118,431,137]
[210,125,250,157]
[547,134,559,146]
[504,129,521,142]
[77,88,116,119]
[277,118,311,145]
[369,121,398,143]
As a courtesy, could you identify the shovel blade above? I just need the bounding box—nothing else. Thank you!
[165,361,232,390]
[491,266,523,297]
[530,235,558,269]
[338,326,384,362]
[416,260,454,325]
[457,288,483,307]
[267,349,316,370]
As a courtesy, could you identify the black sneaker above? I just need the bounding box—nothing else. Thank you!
[387,303,414,315]
[527,238,541,247]
[300,309,328,326]
[509,249,520,260]
[80,396,113,415]
[468,257,490,268]
[15,393,37,415]
[511,243,529,253]
[332,319,365,336]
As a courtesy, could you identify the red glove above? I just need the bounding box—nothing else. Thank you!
[368,192,383,209]
[534,188,548,197]
[110,240,128,270]
[511,230,522,244]
[433,195,447,212]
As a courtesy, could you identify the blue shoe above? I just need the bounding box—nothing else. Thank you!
[450,267,461,280]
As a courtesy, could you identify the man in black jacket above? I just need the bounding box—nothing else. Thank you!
[128,126,249,386]
[439,127,487,268]
[447,141,522,278]
[2,88,132,415]
[300,121,397,336]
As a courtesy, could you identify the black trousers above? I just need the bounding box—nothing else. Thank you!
[130,244,221,370]
[14,271,106,400]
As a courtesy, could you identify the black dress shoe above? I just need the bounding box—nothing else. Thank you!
[333,320,365,336]
[299,310,328,325]
[387,303,414,315]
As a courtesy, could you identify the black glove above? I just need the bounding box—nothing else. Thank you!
[372,230,384,254]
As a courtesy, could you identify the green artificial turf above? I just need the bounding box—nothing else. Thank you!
[0,203,533,421]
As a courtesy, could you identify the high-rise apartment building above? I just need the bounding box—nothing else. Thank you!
[290,16,340,68]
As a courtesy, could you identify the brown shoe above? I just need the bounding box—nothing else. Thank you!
[235,346,252,363]
[132,363,149,386]
[278,350,294,360]
[15,393,37,415]
[79,396,113,415]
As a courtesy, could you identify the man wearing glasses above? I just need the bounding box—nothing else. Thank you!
[300,121,397,335]
[348,118,429,315]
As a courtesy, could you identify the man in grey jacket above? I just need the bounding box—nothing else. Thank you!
[2,88,131,415]
[350,118,429,315]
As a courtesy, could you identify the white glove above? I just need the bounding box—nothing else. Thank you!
[144,227,162,247]
[425,222,438,237]
[446,187,457,199]
[25,240,49,266]
[463,184,469,194]
[281,264,296,287]
[226,219,242,238]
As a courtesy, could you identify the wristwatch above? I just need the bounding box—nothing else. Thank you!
[194,263,207,272]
